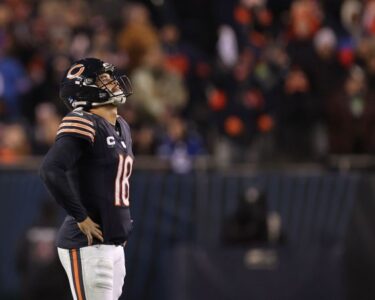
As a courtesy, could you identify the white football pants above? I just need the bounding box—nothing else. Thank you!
[58,245,126,300]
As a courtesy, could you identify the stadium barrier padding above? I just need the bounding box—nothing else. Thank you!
[0,170,365,300]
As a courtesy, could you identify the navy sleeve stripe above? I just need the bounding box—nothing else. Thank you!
[56,128,95,143]
[63,116,94,126]
[59,122,96,135]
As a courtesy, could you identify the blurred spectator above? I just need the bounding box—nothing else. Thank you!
[160,23,199,78]
[222,186,283,245]
[222,186,267,245]
[131,46,188,122]
[362,0,375,36]
[341,0,362,39]
[16,201,70,300]
[133,124,158,155]
[32,103,61,155]
[117,3,160,71]
[159,23,213,130]
[326,66,375,153]
[0,123,30,163]
[0,56,29,120]
[287,1,323,77]
[157,116,205,173]
[277,66,319,160]
[312,27,345,100]
[289,0,322,41]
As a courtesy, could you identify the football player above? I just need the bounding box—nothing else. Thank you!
[40,58,134,300]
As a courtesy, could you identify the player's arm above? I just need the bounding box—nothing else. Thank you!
[39,136,103,244]
[40,136,88,221]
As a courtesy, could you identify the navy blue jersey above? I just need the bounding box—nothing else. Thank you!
[55,110,134,249]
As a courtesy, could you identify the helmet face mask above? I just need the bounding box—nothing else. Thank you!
[94,73,133,106]
[60,58,133,111]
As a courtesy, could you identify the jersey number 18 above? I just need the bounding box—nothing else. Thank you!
[115,154,133,207]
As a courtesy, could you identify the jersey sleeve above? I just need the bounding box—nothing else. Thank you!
[40,136,88,222]
[56,111,96,144]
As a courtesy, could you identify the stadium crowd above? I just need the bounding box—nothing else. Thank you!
[0,0,375,166]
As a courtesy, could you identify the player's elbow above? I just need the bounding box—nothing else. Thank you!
[39,156,61,183]
[39,157,52,182]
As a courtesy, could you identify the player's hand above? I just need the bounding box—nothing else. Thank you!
[77,217,104,245]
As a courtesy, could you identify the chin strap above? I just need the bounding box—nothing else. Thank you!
[91,94,127,107]
[72,96,126,109]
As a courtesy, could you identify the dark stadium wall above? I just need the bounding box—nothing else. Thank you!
[0,169,369,300]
